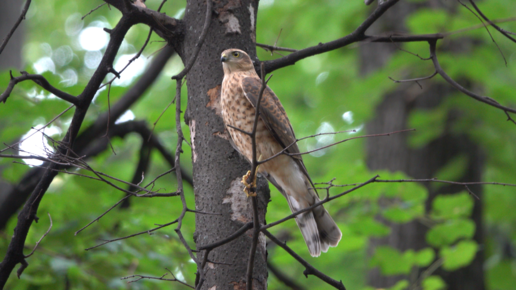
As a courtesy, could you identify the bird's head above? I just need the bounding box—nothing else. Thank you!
[220,49,254,74]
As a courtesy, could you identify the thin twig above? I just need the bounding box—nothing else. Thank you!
[0,0,32,55]
[198,222,254,251]
[263,175,379,231]
[388,71,437,89]
[256,43,298,53]
[458,0,507,65]
[245,63,270,290]
[428,40,516,118]
[24,213,53,258]
[443,17,516,37]
[267,261,307,290]
[121,271,194,288]
[246,198,260,290]
[82,3,107,20]
[85,220,178,250]
[468,0,516,43]
[0,104,74,154]
[263,229,346,290]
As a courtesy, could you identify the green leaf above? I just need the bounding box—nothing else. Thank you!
[383,207,415,223]
[422,275,447,290]
[370,246,412,275]
[426,219,475,247]
[408,108,446,148]
[431,192,474,220]
[387,279,409,290]
[433,155,468,187]
[440,240,478,271]
[487,261,516,290]
[415,248,435,267]
[349,218,390,237]
[2,163,28,183]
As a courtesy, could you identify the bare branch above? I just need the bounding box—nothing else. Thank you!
[0,14,136,285]
[458,0,507,65]
[245,63,271,290]
[198,222,254,251]
[16,212,52,278]
[24,213,53,259]
[122,271,194,289]
[443,17,516,37]
[85,220,178,250]
[82,3,107,20]
[256,43,298,53]
[468,0,516,43]
[100,26,154,90]
[167,1,214,281]
[246,197,260,290]
[0,72,80,105]
[263,0,402,73]
[388,71,437,89]
[267,261,307,290]
[0,0,32,55]
[262,175,379,231]
[287,129,415,157]
[428,40,516,118]
[0,104,75,154]
[263,229,346,290]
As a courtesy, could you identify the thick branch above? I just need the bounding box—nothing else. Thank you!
[267,261,307,290]
[263,0,401,73]
[0,15,134,286]
[469,0,516,43]
[0,46,175,232]
[104,0,183,42]
[263,229,346,290]
[429,40,516,115]
[0,73,79,105]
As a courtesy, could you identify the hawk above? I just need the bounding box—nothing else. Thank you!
[220,48,342,257]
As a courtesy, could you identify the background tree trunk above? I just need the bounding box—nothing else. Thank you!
[0,0,23,207]
[362,3,485,290]
[0,0,23,69]
[180,1,270,289]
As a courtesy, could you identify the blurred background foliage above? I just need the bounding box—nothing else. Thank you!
[0,0,515,289]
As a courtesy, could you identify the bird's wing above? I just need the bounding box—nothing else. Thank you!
[241,76,316,189]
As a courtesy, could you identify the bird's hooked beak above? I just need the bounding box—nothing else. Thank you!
[221,54,228,62]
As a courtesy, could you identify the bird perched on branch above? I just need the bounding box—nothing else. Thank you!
[219,48,342,257]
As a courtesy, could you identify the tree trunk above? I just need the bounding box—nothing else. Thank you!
[0,0,23,207]
[362,3,485,290]
[0,0,23,70]
[179,1,269,289]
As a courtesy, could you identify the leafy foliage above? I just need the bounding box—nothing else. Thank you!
[1,0,515,289]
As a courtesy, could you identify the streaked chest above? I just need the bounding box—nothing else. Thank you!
[220,74,277,160]
[221,74,256,132]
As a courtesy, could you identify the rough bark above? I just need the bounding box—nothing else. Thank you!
[0,0,23,70]
[179,1,269,289]
[0,0,23,213]
[363,3,485,290]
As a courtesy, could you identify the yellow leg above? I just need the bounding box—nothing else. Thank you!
[241,155,261,197]
[241,170,257,197]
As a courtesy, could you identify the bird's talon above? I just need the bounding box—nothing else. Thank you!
[241,170,257,197]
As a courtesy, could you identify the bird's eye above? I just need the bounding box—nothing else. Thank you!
[232,52,240,57]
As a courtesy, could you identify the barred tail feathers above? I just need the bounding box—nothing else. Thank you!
[264,159,342,257]
[312,202,342,252]
[286,178,342,256]
[286,195,322,257]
